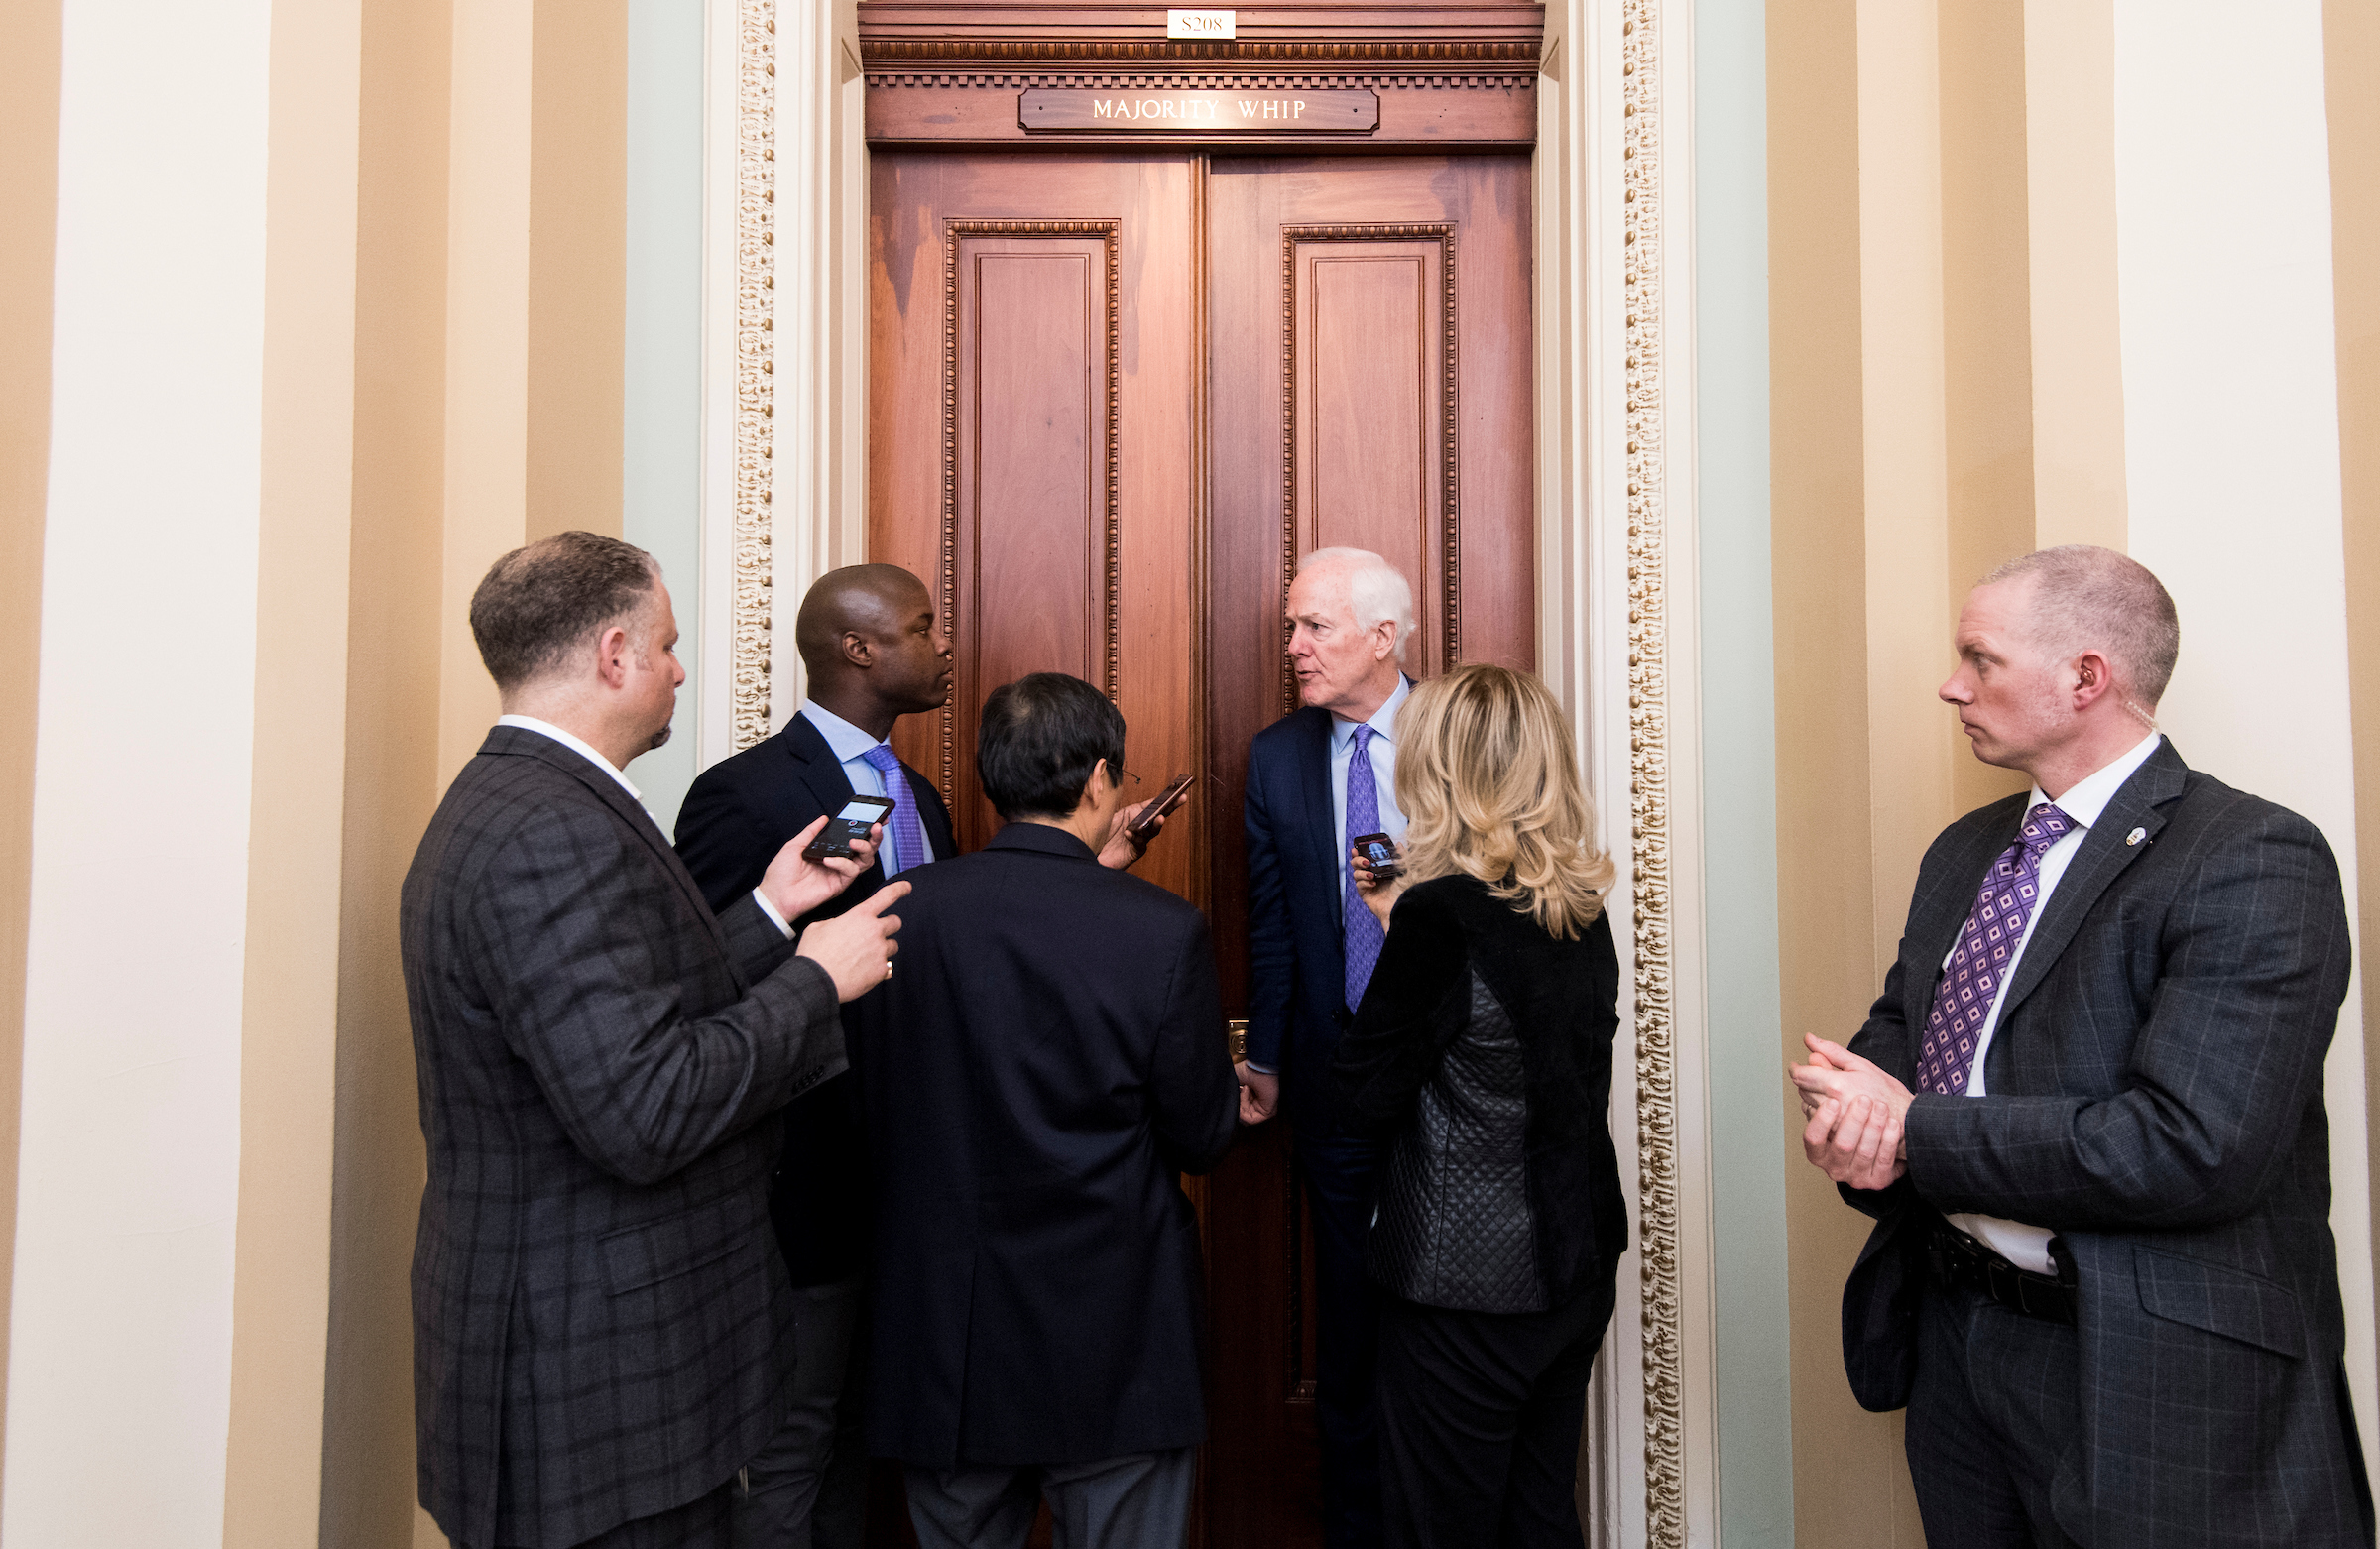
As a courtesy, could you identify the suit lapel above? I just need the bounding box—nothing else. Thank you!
[1902,805,2025,1031]
[782,711,901,890]
[1996,742,2187,1019]
[782,714,862,820]
[490,727,737,968]
[1296,710,1342,941]
[788,709,960,874]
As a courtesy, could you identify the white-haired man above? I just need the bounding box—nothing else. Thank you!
[1242,545,1419,1549]
[1793,545,2371,1547]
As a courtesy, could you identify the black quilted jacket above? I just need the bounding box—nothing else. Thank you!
[1331,874,1627,1313]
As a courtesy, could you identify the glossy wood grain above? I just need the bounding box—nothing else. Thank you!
[870,152,1207,904]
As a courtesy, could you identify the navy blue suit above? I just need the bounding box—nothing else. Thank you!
[675,713,957,1548]
[1246,705,1386,1549]
[675,712,956,1289]
[849,822,1239,1467]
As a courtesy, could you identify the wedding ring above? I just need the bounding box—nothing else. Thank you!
[884,960,894,981]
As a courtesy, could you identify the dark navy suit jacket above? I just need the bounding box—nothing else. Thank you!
[849,823,1239,1466]
[1244,704,1359,1132]
[675,711,956,1285]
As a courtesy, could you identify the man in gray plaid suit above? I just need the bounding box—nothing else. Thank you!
[1794,545,2373,1548]
[404,532,908,1549]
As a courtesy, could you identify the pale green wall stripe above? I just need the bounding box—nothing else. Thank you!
[622,0,706,834]
[1695,0,1793,1541]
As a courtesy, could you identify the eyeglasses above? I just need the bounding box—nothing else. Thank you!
[1113,764,1143,788]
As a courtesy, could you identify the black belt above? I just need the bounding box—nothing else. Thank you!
[1928,1224,2077,1326]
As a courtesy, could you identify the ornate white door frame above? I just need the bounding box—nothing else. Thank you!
[703,3,1722,1544]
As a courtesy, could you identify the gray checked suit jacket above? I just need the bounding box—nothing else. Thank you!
[403,726,847,1549]
[1843,739,2372,1547]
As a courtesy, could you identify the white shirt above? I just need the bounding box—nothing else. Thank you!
[1944,730,2163,1273]
[1330,675,1412,898]
[498,714,795,938]
[798,701,934,875]
[499,714,643,802]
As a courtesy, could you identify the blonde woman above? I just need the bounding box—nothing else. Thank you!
[1332,664,1626,1549]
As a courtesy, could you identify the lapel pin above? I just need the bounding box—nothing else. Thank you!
[2125,827,2146,847]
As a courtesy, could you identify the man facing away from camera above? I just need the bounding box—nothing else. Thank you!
[847,671,1239,1549]
[403,531,904,1549]
[1793,544,2372,1549]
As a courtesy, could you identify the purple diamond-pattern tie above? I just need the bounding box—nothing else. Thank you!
[1343,725,1387,1012]
[859,745,926,878]
[1916,802,2075,1095]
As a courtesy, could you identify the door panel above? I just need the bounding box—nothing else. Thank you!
[869,154,1208,906]
[866,148,1534,1548]
[1201,153,1535,1549]
[1297,233,1454,683]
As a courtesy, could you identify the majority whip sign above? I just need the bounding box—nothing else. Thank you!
[1018,89,1380,134]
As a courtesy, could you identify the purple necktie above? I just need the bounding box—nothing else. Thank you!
[859,745,927,878]
[1343,724,1386,1011]
[1916,802,2074,1095]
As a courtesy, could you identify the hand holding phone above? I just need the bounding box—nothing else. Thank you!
[1124,773,1198,845]
[804,795,896,861]
[1349,832,1402,880]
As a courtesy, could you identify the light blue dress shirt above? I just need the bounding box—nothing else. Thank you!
[1329,675,1411,897]
[797,700,935,875]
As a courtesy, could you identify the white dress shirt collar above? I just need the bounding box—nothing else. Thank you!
[497,714,642,801]
[1331,673,1412,753]
[2031,730,2164,832]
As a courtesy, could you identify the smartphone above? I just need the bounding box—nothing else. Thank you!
[803,794,895,861]
[1125,773,1198,844]
[1350,832,1402,879]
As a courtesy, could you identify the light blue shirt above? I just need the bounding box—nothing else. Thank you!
[797,700,934,875]
[1330,675,1411,898]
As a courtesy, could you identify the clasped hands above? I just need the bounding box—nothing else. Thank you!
[1789,1034,1914,1192]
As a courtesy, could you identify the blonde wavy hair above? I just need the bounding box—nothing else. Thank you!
[1392,664,1615,937]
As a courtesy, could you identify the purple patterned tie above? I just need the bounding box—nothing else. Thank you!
[859,745,926,878]
[1343,724,1387,1011]
[1916,802,2075,1095]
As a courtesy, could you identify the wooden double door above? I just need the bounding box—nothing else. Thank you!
[868,148,1536,1545]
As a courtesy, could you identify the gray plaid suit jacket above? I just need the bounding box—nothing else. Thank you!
[1842,739,2373,1547]
[403,726,847,1549]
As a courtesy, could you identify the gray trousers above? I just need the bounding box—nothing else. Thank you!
[1904,1280,2084,1549]
[734,1274,869,1549]
[903,1447,1197,1549]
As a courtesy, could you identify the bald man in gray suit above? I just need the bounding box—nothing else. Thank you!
[1795,546,2371,1549]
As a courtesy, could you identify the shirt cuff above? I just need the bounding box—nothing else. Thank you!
[1244,1060,1277,1076]
[752,888,794,939]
